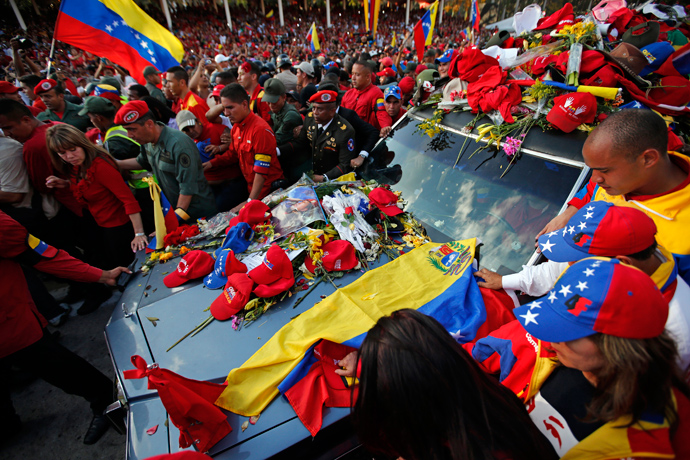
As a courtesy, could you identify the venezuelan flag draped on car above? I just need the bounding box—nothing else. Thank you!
[215,238,488,416]
[54,0,184,82]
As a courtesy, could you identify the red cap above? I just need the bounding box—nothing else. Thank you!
[369,187,404,217]
[581,65,621,88]
[248,244,295,298]
[212,84,225,98]
[415,64,428,75]
[210,273,254,320]
[647,76,690,107]
[305,240,358,273]
[263,51,271,58]
[398,76,415,94]
[546,92,597,133]
[376,68,396,78]
[0,81,20,94]
[240,62,252,73]
[380,57,394,67]
[309,90,338,104]
[534,3,574,31]
[34,79,58,95]
[163,250,215,288]
[227,200,271,229]
[114,100,151,125]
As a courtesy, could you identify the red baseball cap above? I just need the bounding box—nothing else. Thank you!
[248,244,295,298]
[304,240,358,273]
[0,81,20,94]
[398,76,415,94]
[513,258,668,342]
[369,187,404,217]
[34,79,58,95]
[380,57,393,67]
[227,200,271,229]
[309,90,338,104]
[376,68,396,78]
[211,84,225,98]
[415,64,428,75]
[546,92,597,133]
[210,273,254,320]
[163,250,215,288]
[534,2,574,31]
[581,65,621,88]
[114,100,151,125]
[646,76,690,107]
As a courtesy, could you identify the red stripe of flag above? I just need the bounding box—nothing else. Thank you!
[413,19,426,62]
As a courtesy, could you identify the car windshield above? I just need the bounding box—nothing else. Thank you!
[363,114,583,274]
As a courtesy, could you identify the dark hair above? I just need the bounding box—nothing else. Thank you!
[165,65,189,85]
[128,84,150,98]
[0,99,33,119]
[353,309,557,460]
[353,60,373,73]
[141,96,175,123]
[19,74,41,88]
[216,71,236,85]
[596,109,668,160]
[247,61,262,77]
[627,240,658,261]
[220,83,249,104]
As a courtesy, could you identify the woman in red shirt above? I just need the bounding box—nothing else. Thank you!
[45,124,146,269]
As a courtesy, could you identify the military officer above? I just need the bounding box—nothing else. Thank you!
[277,90,356,183]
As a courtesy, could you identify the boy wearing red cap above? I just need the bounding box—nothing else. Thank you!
[202,84,283,213]
[34,79,91,132]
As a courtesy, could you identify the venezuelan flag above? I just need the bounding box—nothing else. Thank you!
[363,0,381,35]
[413,0,439,61]
[215,238,488,416]
[266,9,274,19]
[306,22,320,53]
[470,0,481,32]
[55,0,184,83]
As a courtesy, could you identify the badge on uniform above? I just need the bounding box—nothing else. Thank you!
[347,139,355,151]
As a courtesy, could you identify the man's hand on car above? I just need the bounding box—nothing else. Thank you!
[99,267,132,286]
[473,268,503,290]
[535,205,578,250]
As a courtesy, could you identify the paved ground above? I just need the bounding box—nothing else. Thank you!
[4,287,126,460]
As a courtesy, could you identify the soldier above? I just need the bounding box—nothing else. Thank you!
[277,90,356,183]
[262,78,302,147]
[35,79,91,132]
[142,66,167,106]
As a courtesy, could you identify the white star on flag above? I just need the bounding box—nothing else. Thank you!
[540,239,555,253]
[105,25,113,33]
[578,221,587,230]
[112,21,119,28]
[121,20,127,27]
[141,41,148,49]
[530,300,543,310]
[546,231,559,237]
[584,212,593,219]
[151,57,157,63]
[576,281,588,291]
[135,33,140,39]
[583,268,595,277]
[586,206,595,211]
[148,49,154,55]
[548,291,558,303]
[568,226,576,234]
[559,284,572,297]
[520,310,539,326]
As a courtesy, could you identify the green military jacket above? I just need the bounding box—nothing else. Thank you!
[146,82,168,106]
[271,103,303,146]
[136,123,216,220]
[37,100,91,132]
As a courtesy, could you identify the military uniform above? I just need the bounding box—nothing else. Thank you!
[271,103,303,146]
[135,123,216,220]
[145,82,168,106]
[37,100,91,132]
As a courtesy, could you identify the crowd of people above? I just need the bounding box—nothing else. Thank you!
[1,1,690,458]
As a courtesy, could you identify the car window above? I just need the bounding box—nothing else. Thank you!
[362,115,583,274]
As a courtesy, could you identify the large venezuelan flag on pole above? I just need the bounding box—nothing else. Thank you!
[55,0,184,83]
[470,0,481,32]
[363,0,381,35]
[413,0,439,62]
[215,238,488,416]
[306,22,320,53]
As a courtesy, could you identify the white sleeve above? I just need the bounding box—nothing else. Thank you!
[501,260,569,297]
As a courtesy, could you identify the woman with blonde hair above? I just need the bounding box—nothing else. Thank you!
[45,124,146,308]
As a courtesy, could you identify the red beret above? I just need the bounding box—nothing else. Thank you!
[398,76,415,94]
[114,100,150,125]
[34,79,58,95]
[309,90,338,104]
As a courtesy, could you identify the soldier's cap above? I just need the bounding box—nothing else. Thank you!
[34,79,58,96]
[309,90,338,105]
[78,96,116,116]
[262,78,286,103]
[176,110,198,131]
[114,100,151,125]
[315,81,344,99]
[143,66,159,77]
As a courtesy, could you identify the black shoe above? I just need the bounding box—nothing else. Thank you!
[83,414,110,445]
[77,288,111,316]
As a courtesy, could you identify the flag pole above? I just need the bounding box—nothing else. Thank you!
[223,0,233,31]
[46,38,56,77]
[160,0,173,32]
[326,0,331,27]
[278,0,284,27]
[406,0,410,26]
[9,0,27,31]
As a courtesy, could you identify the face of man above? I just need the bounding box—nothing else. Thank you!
[199,74,210,88]
[582,132,650,197]
[162,84,175,100]
[103,69,115,77]
[384,96,401,119]
[182,121,204,140]
[128,89,142,101]
[296,69,306,86]
[286,96,301,111]
[146,73,161,86]
[165,72,184,97]
[221,96,250,124]
[312,102,336,126]
[20,83,36,101]
[0,92,23,102]
[123,120,156,144]
[351,64,371,91]
[237,68,254,90]
[438,61,450,78]
[268,94,286,114]
[40,89,65,112]
[0,115,35,143]
[87,113,108,132]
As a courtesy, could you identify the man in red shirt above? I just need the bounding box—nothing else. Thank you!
[176,109,247,212]
[341,61,392,131]
[379,85,407,138]
[237,61,272,126]
[202,84,283,213]
[165,66,210,123]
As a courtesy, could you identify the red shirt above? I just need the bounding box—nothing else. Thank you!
[197,123,241,183]
[391,106,407,124]
[210,112,283,198]
[0,211,101,358]
[70,156,141,228]
[23,121,83,216]
[33,98,47,112]
[341,84,392,130]
[180,90,210,124]
[249,85,272,126]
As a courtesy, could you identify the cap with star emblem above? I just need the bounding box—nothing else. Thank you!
[513,258,668,342]
[537,201,657,263]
